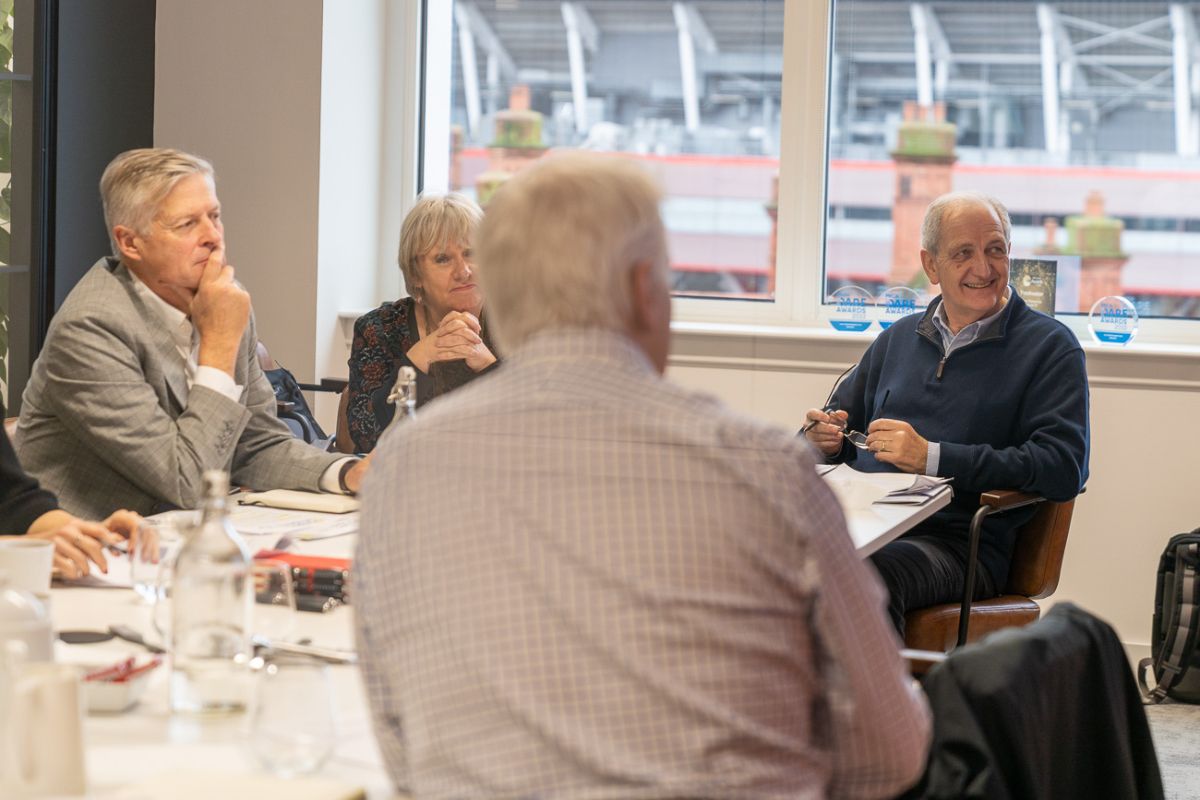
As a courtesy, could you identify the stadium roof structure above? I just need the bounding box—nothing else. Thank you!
[449,1,1200,159]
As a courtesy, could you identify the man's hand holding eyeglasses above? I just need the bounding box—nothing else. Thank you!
[803,408,850,456]
[866,418,928,474]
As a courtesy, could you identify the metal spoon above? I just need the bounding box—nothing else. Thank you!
[108,624,167,654]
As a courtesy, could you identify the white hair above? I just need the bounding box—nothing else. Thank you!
[100,148,215,258]
[476,153,668,351]
[921,190,1011,254]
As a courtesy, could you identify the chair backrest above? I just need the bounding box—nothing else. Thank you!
[912,603,1163,800]
[1005,498,1075,599]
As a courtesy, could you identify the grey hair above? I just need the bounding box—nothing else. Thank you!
[100,148,215,258]
[921,190,1011,254]
[476,153,668,352]
[398,192,484,298]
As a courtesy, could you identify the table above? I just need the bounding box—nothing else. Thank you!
[820,464,953,556]
[46,472,946,798]
[48,531,399,799]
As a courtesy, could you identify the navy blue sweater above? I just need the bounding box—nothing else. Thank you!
[830,291,1090,587]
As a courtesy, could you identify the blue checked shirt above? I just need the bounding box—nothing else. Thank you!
[356,328,930,799]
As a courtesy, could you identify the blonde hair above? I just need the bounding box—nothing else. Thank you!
[477,153,668,351]
[398,193,484,299]
[100,148,215,258]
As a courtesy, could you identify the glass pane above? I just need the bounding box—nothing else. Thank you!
[0,1,16,411]
[2,0,35,414]
[827,0,1200,320]
[435,0,784,300]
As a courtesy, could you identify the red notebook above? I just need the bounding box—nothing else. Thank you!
[253,550,351,571]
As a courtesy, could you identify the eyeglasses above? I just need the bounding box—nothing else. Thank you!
[841,428,869,449]
[800,364,887,451]
[803,403,869,449]
[800,363,861,439]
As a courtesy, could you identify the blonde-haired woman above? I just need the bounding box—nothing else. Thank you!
[338,193,498,453]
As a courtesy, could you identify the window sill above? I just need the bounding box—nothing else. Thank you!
[668,319,1200,391]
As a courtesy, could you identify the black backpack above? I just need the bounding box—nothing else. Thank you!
[263,364,333,450]
[1140,530,1200,703]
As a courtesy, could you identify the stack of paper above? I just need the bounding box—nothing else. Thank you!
[874,475,953,505]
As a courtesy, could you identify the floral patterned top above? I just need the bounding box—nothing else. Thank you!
[345,297,497,453]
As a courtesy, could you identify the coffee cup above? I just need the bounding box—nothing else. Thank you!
[0,541,54,598]
[0,661,88,797]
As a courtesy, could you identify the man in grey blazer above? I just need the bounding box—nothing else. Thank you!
[17,148,368,518]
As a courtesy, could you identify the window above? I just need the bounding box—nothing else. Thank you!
[418,1,1200,344]
[0,0,35,412]
[829,1,1200,326]
[422,0,784,301]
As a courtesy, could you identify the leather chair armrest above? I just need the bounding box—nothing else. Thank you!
[980,489,1045,512]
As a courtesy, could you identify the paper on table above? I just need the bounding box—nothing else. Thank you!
[874,475,953,505]
[230,505,359,540]
[58,552,135,589]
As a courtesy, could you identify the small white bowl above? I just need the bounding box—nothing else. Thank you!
[80,661,158,713]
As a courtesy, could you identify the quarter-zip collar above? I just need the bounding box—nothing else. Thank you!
[917,288,1027,378]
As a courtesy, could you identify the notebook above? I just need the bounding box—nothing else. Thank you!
[238,489,360,514]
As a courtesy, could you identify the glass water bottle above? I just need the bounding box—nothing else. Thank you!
[169,470,253,714]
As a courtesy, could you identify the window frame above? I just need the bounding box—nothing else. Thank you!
[411,0,1200,352]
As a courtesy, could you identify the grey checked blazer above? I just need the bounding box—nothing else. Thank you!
[16,258,341,518]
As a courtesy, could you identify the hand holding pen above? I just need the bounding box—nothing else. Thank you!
[802,406,851,456]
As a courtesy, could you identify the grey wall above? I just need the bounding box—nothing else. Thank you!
[154,0,324,380]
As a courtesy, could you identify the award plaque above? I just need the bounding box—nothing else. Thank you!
[876,286,922,329]
[1087,295,1138,345]
[1010,258,1057,315]
[828,286,873,332]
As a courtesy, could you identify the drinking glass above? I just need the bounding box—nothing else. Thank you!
[250,655,336,777]
[252,561,298,644]
[149,556,176,651]
[130,514,189,604]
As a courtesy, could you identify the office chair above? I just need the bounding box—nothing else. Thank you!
[904,490,1077,652]
[902,603,1163,800]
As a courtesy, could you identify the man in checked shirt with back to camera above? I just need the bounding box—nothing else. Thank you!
[355,153,930,799]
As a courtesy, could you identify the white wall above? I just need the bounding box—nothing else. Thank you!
[314,0,394,425]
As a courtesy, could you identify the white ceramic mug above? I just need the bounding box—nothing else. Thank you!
[0,541,54,598]
[0,580,54,664]
[0,661,88,797]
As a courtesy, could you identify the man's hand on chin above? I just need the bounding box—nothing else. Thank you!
[192,247,251,377]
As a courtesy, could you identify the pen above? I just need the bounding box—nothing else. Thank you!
[801,405,837,434]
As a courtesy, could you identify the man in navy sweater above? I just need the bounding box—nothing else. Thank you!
[804,191,1089,634]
